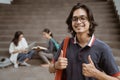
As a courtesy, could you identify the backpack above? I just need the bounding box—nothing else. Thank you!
[0,57,12,68]
[54,37,70,80]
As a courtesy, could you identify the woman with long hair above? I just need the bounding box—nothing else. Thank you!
[38,28,59,67]
[9,31,35,68]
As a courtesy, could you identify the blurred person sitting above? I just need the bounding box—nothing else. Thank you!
[37,28,59,67]
[9,31,36,68]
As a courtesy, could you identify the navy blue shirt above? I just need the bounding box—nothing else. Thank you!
[54,35,120,80]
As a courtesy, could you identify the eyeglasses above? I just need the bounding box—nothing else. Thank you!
[72,15,88,22]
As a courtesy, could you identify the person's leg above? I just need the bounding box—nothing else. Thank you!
[38,52,53,64]
[26,50,36,59]
[44,53,53,60]
[17,53,26,63]
[19,50,37,66]
[12,61,19,68]
[17,53,30,66]
[18,50,36,63]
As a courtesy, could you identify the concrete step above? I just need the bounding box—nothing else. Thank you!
[12,0,107,4]
[0,16,118,24]
[0,5,114,14]
[0,1,114,13]
[96,34,120,41]
[105,41,120,49]
[0,35,40,42]
[95,29,120,35]
[0,44,120,56]
[0,48,9,57]
[96,17,118,23]
[1,30,120,38]
[97,22,119,27]
[114,56,120,66]
[112,48,120,57]
[1,1,111,7]
[0,28,68,35]
[0,23,117,29]
[0,42,10,48]
[0,34,69,45]
[0,27,119,37]
[1,38,120,49]
[114,57,120,66]
[0,10,114,19]
[0,27,119,42]
[0,19,117,27]
[0,12,116,20]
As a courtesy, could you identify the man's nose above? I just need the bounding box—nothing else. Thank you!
[76,19,82,23]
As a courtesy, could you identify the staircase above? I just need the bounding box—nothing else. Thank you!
[0,0,120,66]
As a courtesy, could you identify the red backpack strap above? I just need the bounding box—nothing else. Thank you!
[54,37,70,80]
[62,37,70,57]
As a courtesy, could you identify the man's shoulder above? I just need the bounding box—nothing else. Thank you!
[94,39,111,50]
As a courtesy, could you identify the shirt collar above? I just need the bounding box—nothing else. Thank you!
[73,34,95,47]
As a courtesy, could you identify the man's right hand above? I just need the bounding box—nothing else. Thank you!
[54,50,68,70]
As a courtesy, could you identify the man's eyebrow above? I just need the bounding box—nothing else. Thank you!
[73,15,87,17]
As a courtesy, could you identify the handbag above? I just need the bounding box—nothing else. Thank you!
[54,37,70,80]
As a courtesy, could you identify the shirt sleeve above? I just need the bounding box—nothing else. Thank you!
[9,42,15,54]
[44,39,54,53]
[21,38,28,49]
[100,44,120,76]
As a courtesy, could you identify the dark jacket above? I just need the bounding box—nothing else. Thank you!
[43,39,57,54]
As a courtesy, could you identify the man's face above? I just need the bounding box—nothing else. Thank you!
[72,8,90,34]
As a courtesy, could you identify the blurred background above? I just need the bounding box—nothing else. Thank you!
[0,0,120,80]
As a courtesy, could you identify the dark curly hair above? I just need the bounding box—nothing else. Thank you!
[66,3,97,37]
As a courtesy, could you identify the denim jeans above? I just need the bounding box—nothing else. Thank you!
[17,50,36,63]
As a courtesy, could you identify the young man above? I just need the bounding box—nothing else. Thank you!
[49,3,120,80]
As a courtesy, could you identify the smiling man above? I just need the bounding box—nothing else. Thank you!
[49,3,120,80]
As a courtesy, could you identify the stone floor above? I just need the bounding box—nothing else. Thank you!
[0,59,54,80]
[1,58,119,80]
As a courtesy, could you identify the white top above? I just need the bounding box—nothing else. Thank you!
[9,37,28,64]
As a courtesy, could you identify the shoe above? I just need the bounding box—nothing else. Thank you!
[40,64,49,68]
[14,64,18,68]
[21,62,31,66]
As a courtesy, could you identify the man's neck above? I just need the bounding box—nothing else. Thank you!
[76,33,91,47]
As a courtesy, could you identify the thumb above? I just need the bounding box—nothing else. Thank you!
[88,55,94,65]
[59,50,64,58]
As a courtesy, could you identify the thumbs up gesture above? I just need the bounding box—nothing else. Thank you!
[82,55,98,77]
[54,50,68,70]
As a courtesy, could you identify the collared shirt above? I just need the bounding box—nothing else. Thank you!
[73,34,95,47]
[54,35,120,80]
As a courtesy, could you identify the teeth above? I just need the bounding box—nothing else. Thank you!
[75,24,85,27]
[75,26,84,28]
